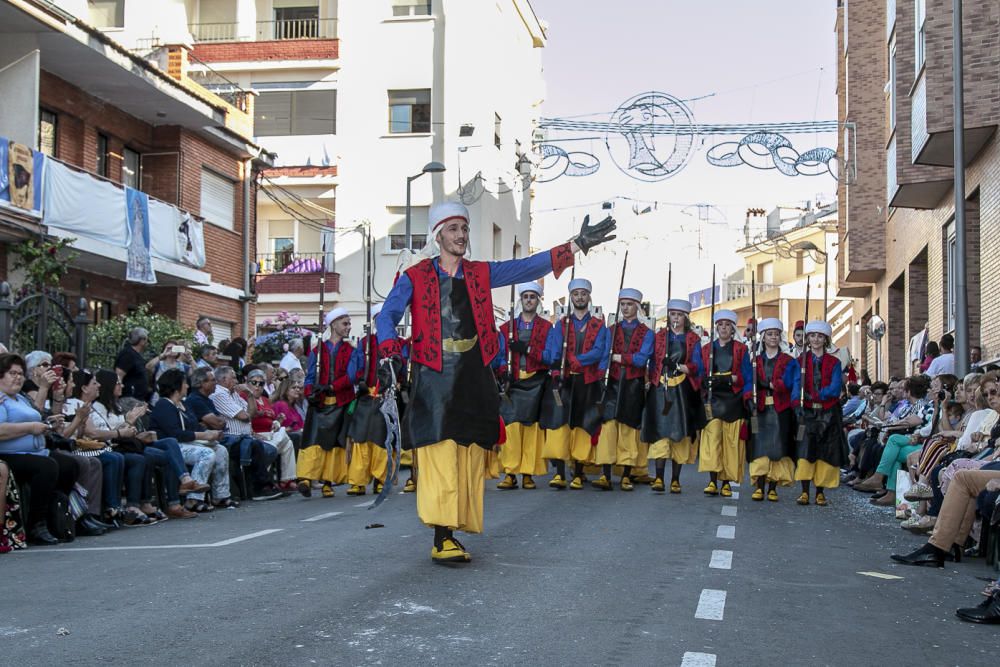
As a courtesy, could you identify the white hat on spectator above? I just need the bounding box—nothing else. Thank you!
[667,298,692,313]
[324,306,350,327]
[618,288,642,303]
[805,320,833,339]
[759,317,783,333]
[519,281,543,297]
[568,278,593,293]
[714,309,738,325]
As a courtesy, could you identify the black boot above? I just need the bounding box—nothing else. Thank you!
[29,522,59,546]
[890,542,950,567]
[956,592,1000,624]
[76,516,108,537]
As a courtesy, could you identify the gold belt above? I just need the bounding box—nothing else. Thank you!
[323,396,337,406]
[518,370,537,380]
[442,334,478,354]
[806,401,824,410]
[763,396,774,406]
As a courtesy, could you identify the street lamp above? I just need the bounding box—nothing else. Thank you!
[405,161,447,251]
[793,241,829,319]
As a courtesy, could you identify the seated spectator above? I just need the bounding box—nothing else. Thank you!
[149,340,193,385]
[0,353,78,545]
[91,370,198,520]
[842,383,866,424]
[272,376,306,438]
[149,369,230,513]
[926,334,956,377]
[906,375,980,486]
[920,341,940,374]
[0,460,27,553]
[116,327,153,401]
[22,350,58,413]
[852,376,927,484]
[208,366,282,501]
[243,368,297,492]
[280,339,304,375]
[51,351,78,372]
[194,315,213,347]
[195,345,218,370]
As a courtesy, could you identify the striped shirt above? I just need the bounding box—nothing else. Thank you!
[210,385,252,436]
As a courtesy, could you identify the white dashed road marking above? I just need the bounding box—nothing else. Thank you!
[721,505,737,517]
[709,550,733,570]
[695,589,727,620]
[681,652,717,667]
[731,491,740,500]
[301,512,343,522]
[25,529,285,552]
[716,525,735,539]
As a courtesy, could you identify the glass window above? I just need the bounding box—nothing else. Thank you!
[272,5,320,39]
[888,34,897,129]
[914,0,926,73]
[387,206,428,251]
[392,0,432,17]
[39,110,57,156]
[255,90,336,136]
[122,147,140,189]
[388,89,431,134]
[945,219,957,332]
[272,237,295,271]
[96,133,109,178]
[201,168,235,230]
[88,0,124,28]
[494,113,502,149]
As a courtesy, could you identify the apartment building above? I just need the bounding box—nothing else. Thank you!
[837,0,999,378]
[103,0,547,331]
[0,0,272,344]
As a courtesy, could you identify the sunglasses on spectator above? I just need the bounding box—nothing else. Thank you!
[38,361,52,367]
[248,380,264,387]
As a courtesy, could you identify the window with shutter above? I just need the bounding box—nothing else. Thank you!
[201,168,236,230]
[255,90,336,136]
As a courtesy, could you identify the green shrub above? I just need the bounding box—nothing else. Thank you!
[88,304,194,370]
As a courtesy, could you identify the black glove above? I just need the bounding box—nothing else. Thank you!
[745,397,756,415]
[313,384,330,396]
[378,355,403,389]
[357,381,369,395]
[795,406,805,422]
[574,214,617,255]
[663,357,678,374]
[509,340,529,355]
[497,371,512,389]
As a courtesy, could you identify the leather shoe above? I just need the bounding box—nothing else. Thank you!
[890,542,948,567]
[29,522,59,546]
[86,514,115,530]
[956,592,1000,624]
[76,516,108,536]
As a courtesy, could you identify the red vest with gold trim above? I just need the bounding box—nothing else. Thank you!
[650,329,703,391]
[755,352,793,412]
[305,339,356,406]
[800,352,839,410]
[564,315,605,384]
[701,339,750,396]
[609,321,650,381]
[499,316,553,380]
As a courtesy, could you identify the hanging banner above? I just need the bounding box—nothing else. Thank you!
[125,186,156,284]
[177,211,206,268]
[0,138,44,216]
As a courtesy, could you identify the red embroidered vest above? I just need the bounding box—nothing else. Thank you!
[609,321,650,381]
[499,316,553,380]
[755,352,793,412]
[305,339,356,406]
[650,329,703,391]
[800,352,840,410]
[405,258,498,372]
[564,315,605,384]
[701,339,749,396]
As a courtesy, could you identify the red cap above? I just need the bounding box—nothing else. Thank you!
[794,320,805,332]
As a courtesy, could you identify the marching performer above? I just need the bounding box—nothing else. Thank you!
[643,298,704,493]
[539,278,610,490]
[700,309,752,497]
[794,320,848,506]
[790,320,805,357]
[749,318,799,502]
[495,282,555,490]
[345,303,388,496]
[376,201,615,563]
[593,288,653,491]
[300,307,358,498]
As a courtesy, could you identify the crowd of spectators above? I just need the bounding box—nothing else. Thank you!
[0,321,312,553]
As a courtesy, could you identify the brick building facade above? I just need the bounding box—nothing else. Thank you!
[838,0,999,377]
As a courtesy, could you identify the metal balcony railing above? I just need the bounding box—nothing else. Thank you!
[722,281,778,301]
[257,252,334,275]
[189,18,338,43]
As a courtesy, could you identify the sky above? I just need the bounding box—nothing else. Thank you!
[527,0,839,314]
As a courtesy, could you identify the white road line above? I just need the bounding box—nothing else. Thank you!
[354,501,374,508]
[695,589,727,620]
[857,571,904,580]
[730,482,740,487]
[301,512,344,522]
[721,505,738,517]
[21,529,284,553]
[716,525,735,539]
[731,491,740,500]
[709,550,733,570]
[681,652,717,667]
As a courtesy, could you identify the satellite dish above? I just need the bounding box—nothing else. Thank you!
[866,315,886,341]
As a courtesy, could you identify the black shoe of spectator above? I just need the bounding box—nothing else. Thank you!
[76,516,108,537]
[252,485,283,501]
[956,592,1000,624]
[29,522,59,546]
[86,514,115,530]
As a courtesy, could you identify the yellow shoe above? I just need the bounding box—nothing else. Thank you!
[403,478,416,493]
[704,481,719,496]
[720,483,732,498]
[632,474,654,484]
[321,484,335,498]
[651,478,666,493]
[522,475,536,490]
[346,484,365,496]
[815,492,828,506]
[620,477,634,491]
[569,476,584,490]
[751,488,765,502]
[373,481,384,494]
[549,474,567,489]
[670,480,682,494]
[796,492,810,505]
[497,474,518,490]
[431,537,471,564]
[767,490,779,502]
[591,475,612,491]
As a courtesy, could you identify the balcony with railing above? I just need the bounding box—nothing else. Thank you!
[254,252,339,295]
[189,18,338,43]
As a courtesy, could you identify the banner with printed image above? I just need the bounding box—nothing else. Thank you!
[125,186,156,284]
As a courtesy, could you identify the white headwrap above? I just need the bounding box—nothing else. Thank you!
[324,306,349,327]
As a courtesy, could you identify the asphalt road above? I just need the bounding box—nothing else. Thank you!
[2,467,996,666]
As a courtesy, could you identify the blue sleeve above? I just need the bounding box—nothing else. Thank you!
[376,273,413,346]
[584,325,611,371]
[820,359,843,400]
[740,348,753,399]
[347,344,364,382]
[304,349,318,388]
[491,333,507,370]
[690,338,705,380]
[784,358,801,402]
[544,320,564,366]
[488,250,555,288]
[631,329,654,369]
